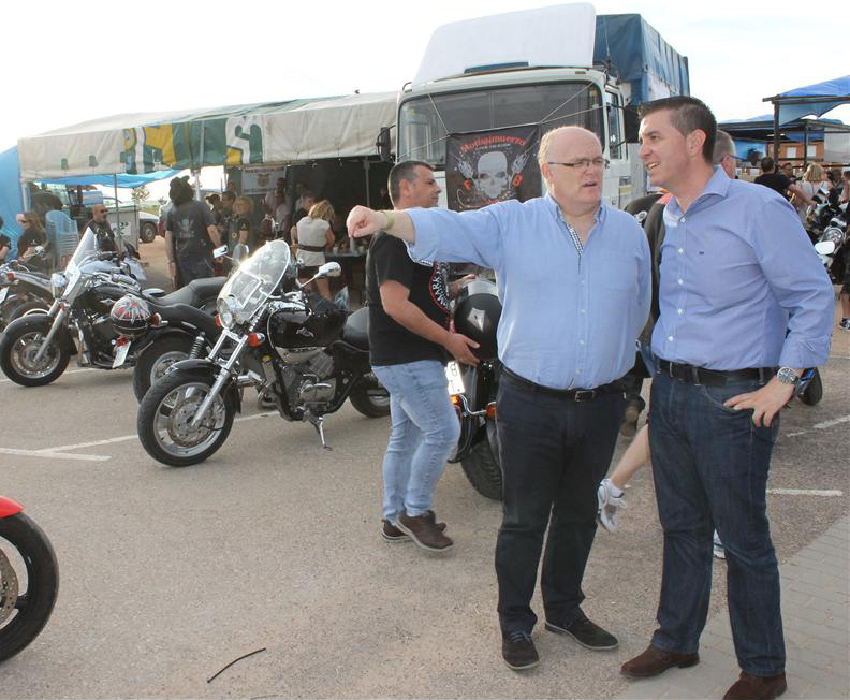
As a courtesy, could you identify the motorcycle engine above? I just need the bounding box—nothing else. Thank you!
[279,351,337,412]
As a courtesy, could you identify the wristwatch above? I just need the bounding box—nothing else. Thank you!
[776,367,799,385]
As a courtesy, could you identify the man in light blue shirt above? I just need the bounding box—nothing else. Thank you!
[348,126,651,671]
[621,97,833,700]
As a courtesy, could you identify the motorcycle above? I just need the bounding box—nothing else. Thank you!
[0,496,58,663]
[0,249,53,331]
[0,229,145,387]
[111,277,226,401]
[446,279,504,500]
[136,240,391,467]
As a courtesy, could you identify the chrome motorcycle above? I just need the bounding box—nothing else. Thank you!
[0,229,145,386]
[136,240,390,467]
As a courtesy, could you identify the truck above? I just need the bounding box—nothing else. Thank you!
[387,4,689,212]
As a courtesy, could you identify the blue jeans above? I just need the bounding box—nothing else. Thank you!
[372,361,460,521]
[649,371,785,676]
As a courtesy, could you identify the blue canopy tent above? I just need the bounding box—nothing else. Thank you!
[764,75,850,167]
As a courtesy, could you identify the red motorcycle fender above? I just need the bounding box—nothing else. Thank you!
[0,496,24,518]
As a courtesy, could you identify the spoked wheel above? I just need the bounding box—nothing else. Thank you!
[348,372,391,418]
[0,513,59,662]
[0,318,70,387]
[137,371,235,467]
[132,336,195,402]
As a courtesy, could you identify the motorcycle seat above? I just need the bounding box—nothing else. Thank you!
[342,306,369,350]
[148,302,220,338]
[149,277,226,309]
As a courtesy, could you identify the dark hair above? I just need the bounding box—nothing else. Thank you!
[221,190,236,204]
[640,96,717,164]
[169,176,193,206]
[760,157,775,172]
[388,160,434,205]
[206,193,221,204]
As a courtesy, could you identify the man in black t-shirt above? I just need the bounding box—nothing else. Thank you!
[755,157,811,204]
[367,161,478,553]
[164,177,221,289]
[86,204,120,253]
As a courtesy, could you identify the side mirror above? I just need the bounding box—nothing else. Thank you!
[232,244,250,264]
[814,241,836,255]
[317,262,341,278]
[376,127,394,163]
[623,105,641,144]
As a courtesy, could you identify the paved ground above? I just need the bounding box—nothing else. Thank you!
[0,242,847,698]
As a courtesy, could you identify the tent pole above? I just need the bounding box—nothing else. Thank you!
[803,121,809,169]
[773,102,780,165]
[363,158,371,208]
[113,174,120,236]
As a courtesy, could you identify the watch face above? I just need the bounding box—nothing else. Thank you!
[777,367,797,384]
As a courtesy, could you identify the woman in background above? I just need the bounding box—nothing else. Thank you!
[293,200,335,299]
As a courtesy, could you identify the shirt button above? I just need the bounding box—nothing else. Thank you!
[677,308,684,314]
[678,248,684,254]
[677,278,684,285]
[580,339,585,345]
[668,335,674,341]
[575,369,582,374]
[681,217,686,222]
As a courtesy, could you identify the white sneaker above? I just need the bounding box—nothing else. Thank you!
[597,479,626,533]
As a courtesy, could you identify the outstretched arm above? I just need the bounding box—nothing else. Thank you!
[347,207,415,243]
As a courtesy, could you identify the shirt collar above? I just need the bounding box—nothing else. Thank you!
[543,191,605,225]
[667,166,730,217]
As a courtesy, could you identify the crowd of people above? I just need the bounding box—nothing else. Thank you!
[347,95,839,700]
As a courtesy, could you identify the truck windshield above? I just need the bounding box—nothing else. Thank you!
[398,82,603,165]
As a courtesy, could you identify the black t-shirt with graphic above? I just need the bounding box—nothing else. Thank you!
[166,200,215,260]
[16,229,46,256]
[227,216,252,252]
[366,231,451,366]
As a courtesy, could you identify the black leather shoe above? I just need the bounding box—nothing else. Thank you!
[545,616,618,650]
[501,630,539,671]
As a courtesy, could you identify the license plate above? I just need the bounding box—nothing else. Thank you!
[113,342,130,368]
[0,287,8,304]
[445,361,465,395]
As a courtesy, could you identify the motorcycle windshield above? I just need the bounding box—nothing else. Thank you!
[66,229,99,277]
[219,240,292,317]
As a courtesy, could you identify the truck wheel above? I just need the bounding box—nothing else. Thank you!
[140,222,157,244]
[460,436,503,500]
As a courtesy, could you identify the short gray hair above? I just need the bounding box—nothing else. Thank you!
[713,129,735,163]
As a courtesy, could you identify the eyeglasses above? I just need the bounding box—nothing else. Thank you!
[94,209,107,214]
[547,158,610,170]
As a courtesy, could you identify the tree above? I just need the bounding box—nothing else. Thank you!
[131,186,150,206]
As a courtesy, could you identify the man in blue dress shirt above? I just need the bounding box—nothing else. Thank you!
[348,126,651,671]
[620,97,833,700]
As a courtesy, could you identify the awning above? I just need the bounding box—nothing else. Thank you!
[17,92,397,179]
[769,75,850,125]
[37,170,181,188]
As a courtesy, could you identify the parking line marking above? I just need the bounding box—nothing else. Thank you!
[813,414,850,430]
[767,488,843,497]
[0,448,110,462]
[31,412,275,455]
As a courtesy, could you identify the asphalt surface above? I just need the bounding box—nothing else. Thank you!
[1,239,848,699]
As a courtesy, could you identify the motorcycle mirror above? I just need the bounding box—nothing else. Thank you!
[232,244,250,264]
[213,245,229,259]
[814,241,836,255]
[317,262,341,278]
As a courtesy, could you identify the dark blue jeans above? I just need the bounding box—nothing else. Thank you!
[649,372,785,676]
[495,371,624,633]
[176,255,215,288]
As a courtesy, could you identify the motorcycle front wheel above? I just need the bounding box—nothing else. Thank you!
[137,370,235,467]
[0,317,71,387]
[0,512,59,663]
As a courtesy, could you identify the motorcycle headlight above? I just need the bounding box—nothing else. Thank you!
[217,295,237,328]
[51,272,67,298]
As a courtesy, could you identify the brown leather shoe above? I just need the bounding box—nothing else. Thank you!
[397,511,454,552]
[723,671,787,700]
[620,644,699,679]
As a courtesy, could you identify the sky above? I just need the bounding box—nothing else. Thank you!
[3,0,848,199]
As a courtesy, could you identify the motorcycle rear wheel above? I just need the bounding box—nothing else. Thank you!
[460,433,503,501]
[137,371,235,467]
[348,373,391,418]
[0,512,59,663]
[0,318,71,387]
[132,336,196,403]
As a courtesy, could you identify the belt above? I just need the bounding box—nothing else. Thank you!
[501,365,626,402]
[298,244,325,252]
[657,359,776,386]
